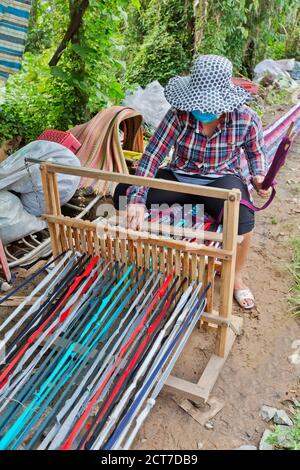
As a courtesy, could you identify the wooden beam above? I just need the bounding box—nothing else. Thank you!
[197,315,243,401]
[43,215,234,260]
[164,315,242,403]
[202,311,243,335]
[40,165,61,259]
[164,376,206,406]
[43,162,237,201]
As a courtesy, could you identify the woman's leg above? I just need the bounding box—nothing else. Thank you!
[113,169,197,230]
[235,230,254,307]
[204,175,255,307]
[113,169,197,209]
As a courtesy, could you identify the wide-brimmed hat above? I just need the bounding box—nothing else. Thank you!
[164,55,251,114]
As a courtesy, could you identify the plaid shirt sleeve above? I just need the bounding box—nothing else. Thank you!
[243,113,267,177]
[126,107,181,205]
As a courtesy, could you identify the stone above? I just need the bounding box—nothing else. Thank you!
[259,429,273,450]
[197,441,203,450]
[259,405,276,422]
[276,425,293,449]
[236,445,257,450]
[288,351,300,365]
[289,340,300,365]
[273,410,293,426]
[204,421,214,430]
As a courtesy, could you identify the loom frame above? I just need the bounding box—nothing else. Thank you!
[40,161,243,403]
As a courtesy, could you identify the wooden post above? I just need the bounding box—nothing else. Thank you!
[40,165,61,259]
[120,239,127,265]
[167,248,173,276]
[144,243,150,271]
[201,256,215,331]
[93,228,100,256]
[215,190,240,357]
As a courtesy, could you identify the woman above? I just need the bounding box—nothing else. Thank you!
[114,55,270,309]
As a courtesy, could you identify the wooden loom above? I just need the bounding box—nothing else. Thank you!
[40,161,243,403]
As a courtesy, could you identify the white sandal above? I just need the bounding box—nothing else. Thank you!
[233,288,255,310]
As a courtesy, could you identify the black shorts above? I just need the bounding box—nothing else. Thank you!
[113,169,254,235]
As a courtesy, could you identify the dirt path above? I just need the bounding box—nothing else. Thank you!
[133,106,300,450]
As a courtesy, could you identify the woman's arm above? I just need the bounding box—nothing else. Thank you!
[243,113,267,178]
[126,107,181,205]
[243,113,272,198]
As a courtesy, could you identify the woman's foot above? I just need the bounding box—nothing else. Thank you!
[234,276,255,309]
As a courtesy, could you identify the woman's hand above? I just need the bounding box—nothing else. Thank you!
[252,176,271,199]
[127,204,145,230]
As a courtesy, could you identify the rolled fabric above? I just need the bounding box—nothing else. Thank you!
[261,136,291,190]
[70,106,144,194]
[240,134,293,212]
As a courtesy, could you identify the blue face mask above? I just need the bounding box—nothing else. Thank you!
[191,110,218,123]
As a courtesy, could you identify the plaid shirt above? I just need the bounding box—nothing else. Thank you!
[127,105,267,204]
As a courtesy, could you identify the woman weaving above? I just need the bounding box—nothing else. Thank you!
[114,55,271,309]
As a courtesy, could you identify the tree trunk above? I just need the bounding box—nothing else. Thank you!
[49,0,89,66]
[193,0,208,55]
[68,0,90,122]
[242,0,275,77]
[285,5,300,60]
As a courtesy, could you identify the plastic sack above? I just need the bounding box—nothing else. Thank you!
[0,140,81,216]
[0,190,46,244]
[275,75,300,90]
[275,58,295,71]
[290,61,300,81]
[123,81,170,130]
[254,59,292,79]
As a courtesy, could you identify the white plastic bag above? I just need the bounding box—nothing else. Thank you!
[0,140,81,216]
[275,58,295,71]
[254,59,291,79]
[123,80,170,129]
[0,190,46,244]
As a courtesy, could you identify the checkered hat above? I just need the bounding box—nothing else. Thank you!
[164,55,251,114]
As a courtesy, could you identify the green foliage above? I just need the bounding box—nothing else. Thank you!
[26,0,69,54]
[194,0,248,73]
[193,0,300,76]
[72,0,132,113]
[51,0,135,119]
[1,0,299,145]
[0,0,139,145]
[0,51,75,143]
[269,412,300,449]
[125,0,300,84]
[289,238,300,315]
[264,88,293,106]
[125,0,193,86]
[126,29,190,87]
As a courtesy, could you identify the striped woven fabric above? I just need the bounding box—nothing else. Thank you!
[263,101,300,159]
[71,106,144,194]
[241,101,300,180]
[0,0,32,82]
